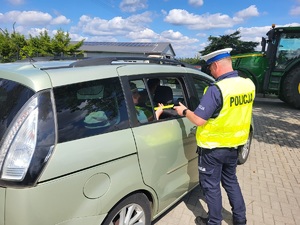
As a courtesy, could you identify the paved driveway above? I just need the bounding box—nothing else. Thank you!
[153,96,300,225]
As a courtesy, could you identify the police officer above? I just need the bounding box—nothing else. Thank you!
[174,48,255,225]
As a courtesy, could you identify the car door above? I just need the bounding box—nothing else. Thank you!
[118,68,199,213]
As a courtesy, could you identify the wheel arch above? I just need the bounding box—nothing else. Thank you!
[237,122,254,165]
[103,189,158,218]
[102,189,157,222]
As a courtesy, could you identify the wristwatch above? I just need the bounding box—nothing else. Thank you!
[182,108,188,116]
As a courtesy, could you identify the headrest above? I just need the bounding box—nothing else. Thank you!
[130,82,138,92]
[153,86,173,104]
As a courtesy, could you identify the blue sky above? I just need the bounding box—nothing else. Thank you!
[1,0,300,58]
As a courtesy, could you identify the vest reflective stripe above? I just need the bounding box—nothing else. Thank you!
[196,77,255,149]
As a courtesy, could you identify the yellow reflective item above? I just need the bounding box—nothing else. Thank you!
[196,77,255,149]
[154,104,174,110]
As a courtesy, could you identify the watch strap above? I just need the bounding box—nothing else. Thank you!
[183,108,188,116]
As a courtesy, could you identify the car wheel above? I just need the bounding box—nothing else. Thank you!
[237,129,253,165]
[102,193,151,225]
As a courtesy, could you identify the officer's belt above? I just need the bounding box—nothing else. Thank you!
[197,146,238,152]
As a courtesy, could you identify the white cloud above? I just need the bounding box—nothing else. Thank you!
[161,30,198,45]
[196,32,207,38]
[290,6,300,16]
[125,28,200,57]
[158,30,200,58]
[165,9,237,29]
[6,0,24,5]
[86,36,118,42]
[164,6,259,30]
[188,0,204,7]
[161,9,167,16]
[282,22,300,26]
[119,0,148,12]
[0,11,52,26]
[74,12,152,36]
[161,30,183,40]
[68,33,87,41]
[234,5,259,19]
[225,23,300,48]
[226,26,270,44]
[128,28,159,40]
[0,10,71,27]
[164,9,199,25]
[51,15,71,25]
[126,12,152,23]
[16,27,48,37]
[74,15,119,36]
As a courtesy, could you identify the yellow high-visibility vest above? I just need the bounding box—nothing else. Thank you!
[196,77,255,149]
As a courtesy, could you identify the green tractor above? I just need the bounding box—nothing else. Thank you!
[232,25,300,109]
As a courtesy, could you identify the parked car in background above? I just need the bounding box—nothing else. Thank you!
[0,57,253,225]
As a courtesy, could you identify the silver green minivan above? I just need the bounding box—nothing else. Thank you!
[0,57,253,225]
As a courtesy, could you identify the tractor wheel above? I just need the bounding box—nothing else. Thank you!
[278,93,286,102]
[282,66,300,109]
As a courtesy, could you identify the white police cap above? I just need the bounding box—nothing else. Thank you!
[201,48,233,65]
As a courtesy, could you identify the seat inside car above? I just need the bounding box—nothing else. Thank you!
[153,86,173,105]
[153,86,177,119]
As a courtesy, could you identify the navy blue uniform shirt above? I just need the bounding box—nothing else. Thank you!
[194,71,239,120]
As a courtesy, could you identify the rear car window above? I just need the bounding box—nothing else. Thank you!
[0,79,35,141]
[54,77,129,143]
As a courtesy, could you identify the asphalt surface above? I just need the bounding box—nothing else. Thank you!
[152,96,300,225]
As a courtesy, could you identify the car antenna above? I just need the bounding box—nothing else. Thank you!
[0,23,36,63]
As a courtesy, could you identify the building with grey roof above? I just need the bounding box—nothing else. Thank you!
[75,42,176,59]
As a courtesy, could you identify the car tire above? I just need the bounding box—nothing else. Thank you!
[237,129,253,165]
[102,193,151,225]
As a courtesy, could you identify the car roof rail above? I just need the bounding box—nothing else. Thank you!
[69,56,190,68]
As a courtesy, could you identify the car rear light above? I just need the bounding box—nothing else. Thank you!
[1,99,38,180]
[0,90,56,186]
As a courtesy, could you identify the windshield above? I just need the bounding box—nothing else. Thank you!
[0,79,35,141]
[275,32,300,69]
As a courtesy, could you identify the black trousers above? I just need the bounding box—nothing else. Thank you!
[198,147,246,225]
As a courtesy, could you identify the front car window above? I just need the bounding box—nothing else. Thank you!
[129,77,185,123]
[191,75,212,110]
[275,32,300,69]
[54,77,128,143]
[192,76,211,99]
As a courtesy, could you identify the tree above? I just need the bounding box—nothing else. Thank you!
[23,30,52,57]
[0,26,85,62]
[179,57,201,65]
[199,31,259,56]
[0,28,26,62]
[0,29,12,63]
[50,29,84,58]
